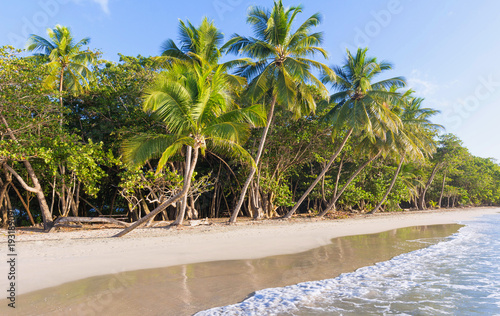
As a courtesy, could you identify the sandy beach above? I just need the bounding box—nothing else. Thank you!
[0,207,497,299]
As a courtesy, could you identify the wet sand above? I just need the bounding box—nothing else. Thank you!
[2,224,462,315]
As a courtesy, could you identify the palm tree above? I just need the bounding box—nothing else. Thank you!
[224,0,334,223]
[159,18,249,219]
[26,25,95,120]
[284,47,405,218]
[160,17,247,71]
[114,62,265,237]
[368,95,442,214]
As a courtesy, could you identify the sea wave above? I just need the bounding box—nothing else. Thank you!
[196,214,500,316]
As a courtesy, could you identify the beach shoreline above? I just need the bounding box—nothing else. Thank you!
[1,207,498,296]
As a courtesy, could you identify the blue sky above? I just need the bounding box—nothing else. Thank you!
[1,0,500,160]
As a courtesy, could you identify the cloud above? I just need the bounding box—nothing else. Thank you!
[91,0,110,14]
[69,0,110,14]
[407,77,438,97]
[406,70,438,97]
[406,70,459,103]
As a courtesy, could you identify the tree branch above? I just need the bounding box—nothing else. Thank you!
[2,163,39,193]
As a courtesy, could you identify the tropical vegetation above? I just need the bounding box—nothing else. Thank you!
[0,1,499,236]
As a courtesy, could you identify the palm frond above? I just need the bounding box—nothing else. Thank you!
[122,134,180,169]
[208,137,257,168]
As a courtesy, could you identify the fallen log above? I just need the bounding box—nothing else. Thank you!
[54,217,131,228]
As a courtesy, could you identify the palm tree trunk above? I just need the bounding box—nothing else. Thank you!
[229,95,277,223]
[114,147,199,237]
[438,171,446,208]
[418,161,440,210]
[58,66,65,126]
[283,128,353,219]
[174,146,192,226]
[318,150,381,217]
[368,153,405,215]
[332,154,345,204]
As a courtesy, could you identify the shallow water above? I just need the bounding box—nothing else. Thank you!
[199,214,500,315]
[1,224,462,316]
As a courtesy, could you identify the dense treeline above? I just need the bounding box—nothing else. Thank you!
[1,1,499,232]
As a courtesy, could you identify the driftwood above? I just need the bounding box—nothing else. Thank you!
[188,218,210,227]
[54,223,83,228]
[54,217,131,227]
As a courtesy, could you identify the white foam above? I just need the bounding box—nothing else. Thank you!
[196,215,500,316]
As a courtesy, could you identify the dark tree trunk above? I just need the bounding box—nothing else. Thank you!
[0,176,11,228]
[1,115,54,230]
[10,183,35,226]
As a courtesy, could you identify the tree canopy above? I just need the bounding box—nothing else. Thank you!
[0,1,498,232]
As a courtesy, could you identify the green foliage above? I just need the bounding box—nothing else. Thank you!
[119,168,183,197]
[259,175,294,207]
[65,55,160,152]
[1,3,499,225]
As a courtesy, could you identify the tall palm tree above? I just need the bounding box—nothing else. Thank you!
[114,62,265,237]
[26,25,95,119]
[224,0,334,223]
[159,18,249,218]
[368,95,442,214]
[284,47,405,218]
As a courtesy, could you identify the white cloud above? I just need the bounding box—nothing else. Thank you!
[91,0,110,14]
[69,0,111,14]
[406,70,438,97]
[406,70,459,104]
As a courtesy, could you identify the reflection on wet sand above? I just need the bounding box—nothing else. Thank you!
[2,224,461,316]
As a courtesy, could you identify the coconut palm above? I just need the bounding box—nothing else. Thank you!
[368,95,442,214]
[158,18,250,219]
[160,18,245,69]
[114,62,265,237]
[161,18,222,66]
[26,25,95,117]
[224,0,334,223]
[284,47,405,218]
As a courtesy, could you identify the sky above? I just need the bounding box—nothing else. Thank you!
[1,0,500,161]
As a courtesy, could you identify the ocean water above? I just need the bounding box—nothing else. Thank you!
[197,214,500,315]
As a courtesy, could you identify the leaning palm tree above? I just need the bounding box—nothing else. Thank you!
[26,25,95,117]
[368,95,442,214]
[316,135,386,217]
[224,0,334,223]
[284,47,405,218]
[114,62,265,237]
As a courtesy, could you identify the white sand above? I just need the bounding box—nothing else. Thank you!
[1,207,498,295]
